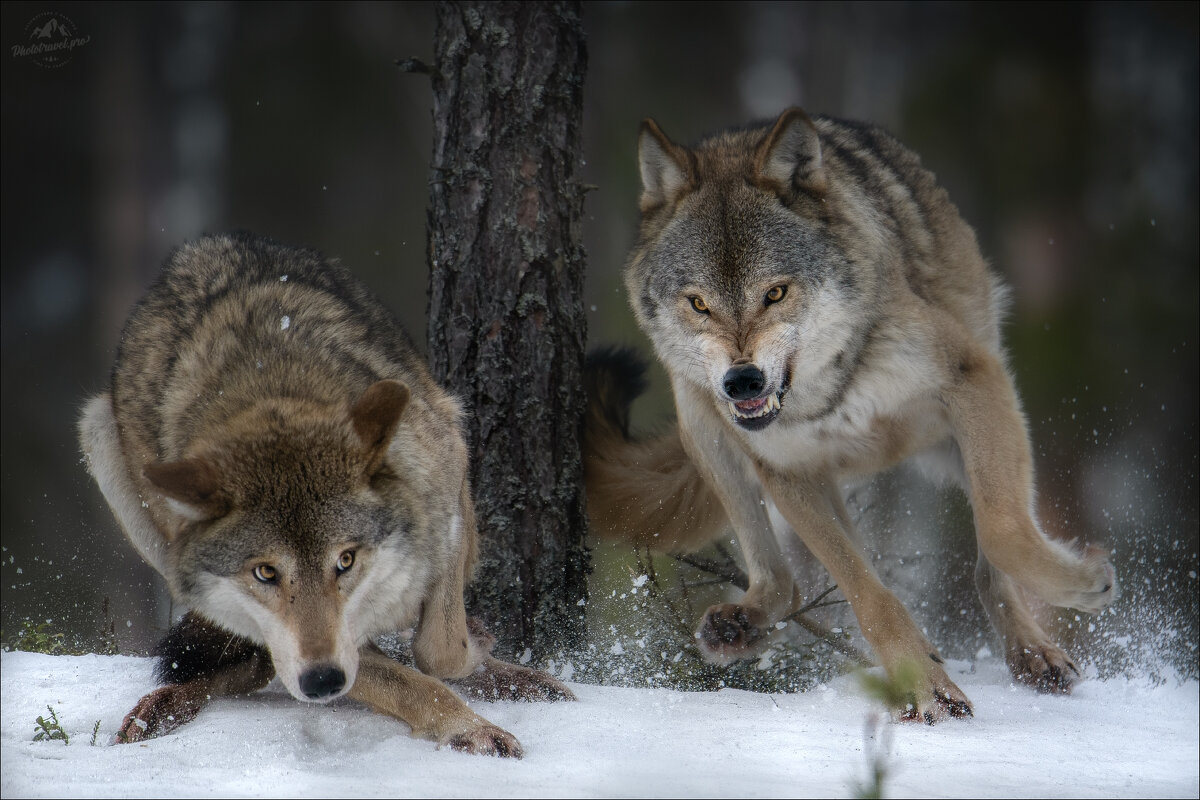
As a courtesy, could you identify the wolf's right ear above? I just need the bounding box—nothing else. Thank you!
[144,458,230,524]
[351,379,410,474]
[754,107,828,197]
[638,119,693,211]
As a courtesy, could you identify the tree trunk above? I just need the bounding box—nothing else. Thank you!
[425,1,589,661]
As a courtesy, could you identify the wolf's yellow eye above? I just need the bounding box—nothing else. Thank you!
[253,564,277,584]
[336,550,355,573]
[764,285,787,305]
[689,296,709,314]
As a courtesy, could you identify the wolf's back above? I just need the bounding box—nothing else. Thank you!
[583,347,728,553]
[111,232,436,464]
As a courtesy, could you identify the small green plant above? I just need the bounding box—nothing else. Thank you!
[857,660,921,713]
[852,662,921,799]
[90,719,101,746]
[96,597,120,656]
[33,705,69,744]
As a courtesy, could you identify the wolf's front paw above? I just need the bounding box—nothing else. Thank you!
[696,603,768,664]
[1007,639,1079,694]
[895,667,973,725]
[114,685,201,743]
[446,724,524,758]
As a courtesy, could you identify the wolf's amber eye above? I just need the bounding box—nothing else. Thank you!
[253,564,277,584]
[689,296,709,314]
[336,550,355,573]
[764,285,787,305]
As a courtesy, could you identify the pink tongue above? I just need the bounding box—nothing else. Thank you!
[736,397,767,413]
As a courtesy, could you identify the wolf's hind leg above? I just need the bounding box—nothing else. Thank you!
[976,554,1079,693]
[351,644,523,757]
[116,613,274,743]
[944,346,1116,612]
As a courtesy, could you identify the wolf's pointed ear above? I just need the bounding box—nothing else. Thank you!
[351,379,410,473]
[754,108,828,197]
[144,458,230,523]
[638,118,693,211]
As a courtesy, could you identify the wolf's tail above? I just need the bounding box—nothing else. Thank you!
[583,347,729,553]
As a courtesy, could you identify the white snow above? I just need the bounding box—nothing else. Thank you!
[2,650,1196,798]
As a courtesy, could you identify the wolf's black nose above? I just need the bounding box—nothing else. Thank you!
[299,664,346,699]
[723,365,766,400]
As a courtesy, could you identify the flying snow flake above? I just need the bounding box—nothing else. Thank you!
[280,316,291,331]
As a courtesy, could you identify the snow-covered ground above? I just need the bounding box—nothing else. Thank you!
[1,650,1196,798]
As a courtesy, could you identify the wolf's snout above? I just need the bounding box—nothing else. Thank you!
[723,365,766,400]
[299,664,347,699]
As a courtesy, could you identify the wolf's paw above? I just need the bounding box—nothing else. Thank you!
[446,724,524,758]
[114,685,201,744]
[1046,546,1117,613]
[696,603,768,664]
[1007,640,1079,694]
[894,665,973,725]
[452,657,577,703]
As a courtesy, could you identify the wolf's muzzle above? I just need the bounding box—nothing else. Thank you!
[722,364,789,431]
[299,664,347,699]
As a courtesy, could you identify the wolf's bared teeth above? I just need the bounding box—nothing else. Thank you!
[728,394,781,420]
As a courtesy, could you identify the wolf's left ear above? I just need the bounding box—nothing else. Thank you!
[351,379,410,474]
[638,118,693,211]
[144,458,230,525]
[754,108,828,197]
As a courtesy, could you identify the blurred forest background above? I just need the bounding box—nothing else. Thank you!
[2,3,1196,682]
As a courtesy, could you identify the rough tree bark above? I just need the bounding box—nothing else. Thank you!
[423,1,589,660]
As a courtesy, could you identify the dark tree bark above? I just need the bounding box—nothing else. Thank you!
[424,1,589,660]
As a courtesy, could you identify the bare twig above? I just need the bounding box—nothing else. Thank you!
[674,553,748,590]
[394,57,440,78]
[788,613,873,668]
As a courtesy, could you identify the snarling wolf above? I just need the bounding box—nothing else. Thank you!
[79,232,571,755]
[585,109,1117,721]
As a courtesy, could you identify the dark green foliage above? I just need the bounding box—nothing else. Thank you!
[6,621,85,656]
[33,706,68,744]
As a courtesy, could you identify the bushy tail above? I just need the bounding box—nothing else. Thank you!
[583,347,728,553]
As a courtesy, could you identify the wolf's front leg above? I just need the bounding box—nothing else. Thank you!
[759,466,973,723]
[116,622,274,744]
[352,645,523,757]
[943,345,1117,612]
[676,387,799,663]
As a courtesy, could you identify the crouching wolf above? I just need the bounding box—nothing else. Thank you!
[79,232,571,756]
[585,109,1117,721]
